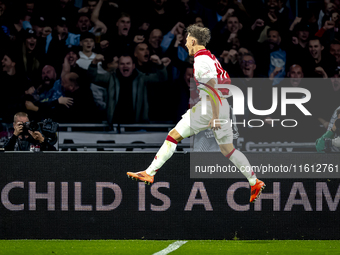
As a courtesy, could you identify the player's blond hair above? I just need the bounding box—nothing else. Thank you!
[186,24,211,47]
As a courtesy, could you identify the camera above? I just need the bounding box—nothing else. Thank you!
[20,119,59,145]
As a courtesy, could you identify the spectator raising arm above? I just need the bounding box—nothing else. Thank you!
[87,54,112,87]
[91,0,107,34]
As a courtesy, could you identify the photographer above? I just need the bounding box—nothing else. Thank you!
[316,107,340,152]
[4,112,56,151]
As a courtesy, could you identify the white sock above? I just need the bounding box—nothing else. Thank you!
[146,136,178,176]
[228,149,257,186]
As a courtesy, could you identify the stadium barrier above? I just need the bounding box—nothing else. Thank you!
[0,152,339,240]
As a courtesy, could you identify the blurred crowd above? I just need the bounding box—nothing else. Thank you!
[0,0,340,143]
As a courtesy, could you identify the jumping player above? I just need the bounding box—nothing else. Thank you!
[127,25,265,203]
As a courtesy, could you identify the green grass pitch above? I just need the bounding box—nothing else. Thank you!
[0,240,340,255]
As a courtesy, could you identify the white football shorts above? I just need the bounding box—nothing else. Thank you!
[175,98,233,145]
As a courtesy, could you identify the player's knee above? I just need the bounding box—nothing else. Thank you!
[168,129,183,142]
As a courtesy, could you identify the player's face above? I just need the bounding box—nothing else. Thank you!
[330,44,340,63]
[289,65,303,87]
[119,56,135,77]
[309,40,323,60]
[185,34,195,56]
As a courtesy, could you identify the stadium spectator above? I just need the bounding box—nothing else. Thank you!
[109,12,137,51]
[62,45,81,73]
[254,28,286,83]
[259,0,290,31]
[18,29,41,83]
[220,49,242,78]
[45,16,80,53]
[315,13,340,47]
[3,112,56,151]
[265,63,319,141]
[1,8,29,46]
[317,0,336,29]
[210,13,249,55]
[173,63,195,122]
[75,13,92,33]
[134,42,151,74]
[287,22,311,71]
[52,72,98,123]
[79,0,99,15]
[97,33,112,57]
[24,67,74,119]
[24,0,35,17]
[240,53,257,80]
[87,54,169,124]
[330,40,340,68]
[76,32,107,113]
[45,16,80,71]
[140,0,177,33]
[148,28,163,57]
[89,0,120,36]
[54,0,79,27]
[0,52,28,122]
[198,0,247,30]
[161,22,186,56]
[308,36,337,78]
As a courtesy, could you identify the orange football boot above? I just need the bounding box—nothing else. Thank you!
[127,170,154,185]
[250,179,266,203]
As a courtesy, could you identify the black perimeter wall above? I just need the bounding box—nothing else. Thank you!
[0,152,339,240]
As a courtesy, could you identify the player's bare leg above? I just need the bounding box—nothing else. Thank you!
[219,143,265,203]
[127,129,184,184]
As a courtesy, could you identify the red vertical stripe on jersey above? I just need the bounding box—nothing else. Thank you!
[194,49,231,96]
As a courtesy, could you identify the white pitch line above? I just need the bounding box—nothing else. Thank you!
[152,241,188,255]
